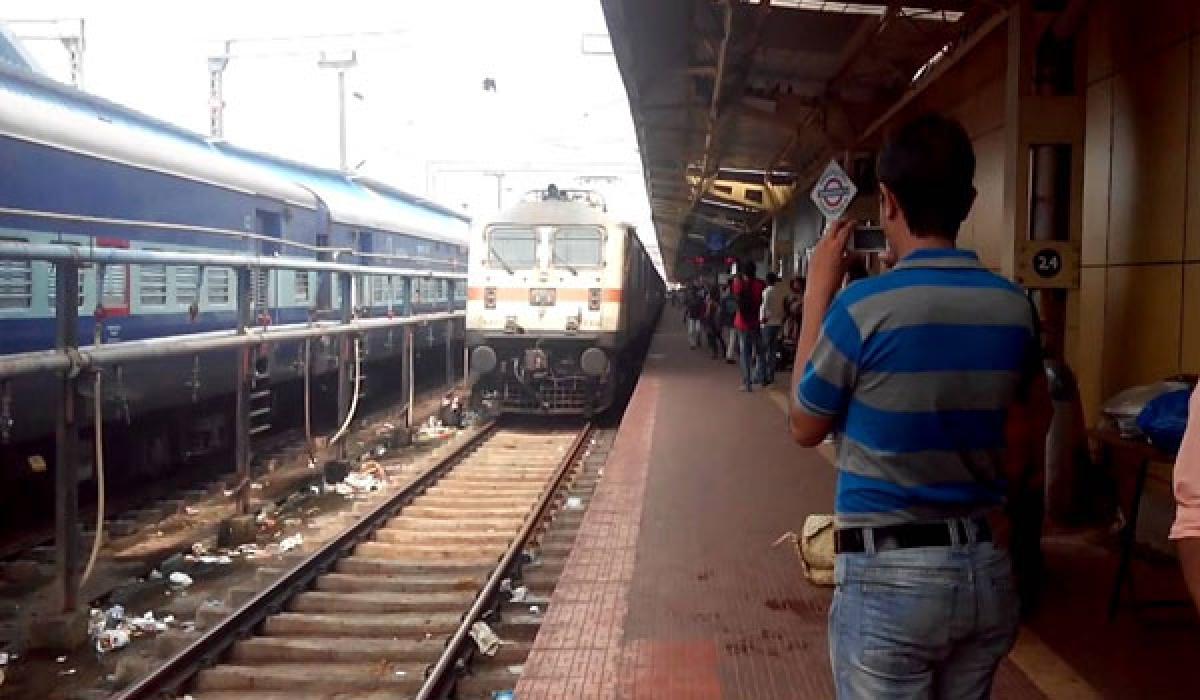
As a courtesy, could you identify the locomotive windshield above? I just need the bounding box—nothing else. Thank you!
[552,227,603,267]
[487,227,537,270]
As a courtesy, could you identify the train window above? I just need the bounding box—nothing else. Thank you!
[251,269,268,311]
[416,242,432,259]
[552,227,604,267]
[207,268,231,305]
[176,266,199,305]
[102,265,128,307]
[487,227,537,269]
[46,263,86,310]
[139,263,168,306]
[294,271,310,303]
[0,237,32,309]
[372,275,390,304]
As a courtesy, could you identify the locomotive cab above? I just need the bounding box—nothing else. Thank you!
[466,187,659,415]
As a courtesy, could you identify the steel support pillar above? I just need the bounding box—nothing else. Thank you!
[445,320,454,388]
[404,327,415,429]
[54,262,81,612]
[234,268,253,515]
[335,273,354,460]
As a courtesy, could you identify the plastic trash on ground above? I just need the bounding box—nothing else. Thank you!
[493,691,515,700]
[565,496,584,510]
[509,586,528,603]
[279,534,304,552]
[469,621,504,657]
[168,571,193,587]
[95,628,130,653]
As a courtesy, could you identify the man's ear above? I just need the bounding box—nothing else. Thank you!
[880,183,901,223]
[961,186,978,221]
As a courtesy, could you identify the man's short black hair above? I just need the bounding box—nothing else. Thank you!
[741,260,757,277]
[876,114,976,240]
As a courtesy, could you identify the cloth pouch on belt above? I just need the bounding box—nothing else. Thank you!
[773,514,836,587]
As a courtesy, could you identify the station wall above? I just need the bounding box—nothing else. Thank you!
[869,1,1200,424]
[1072,0,1200,422]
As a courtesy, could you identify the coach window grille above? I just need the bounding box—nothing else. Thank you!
[294,271,310,303]
[176,265,199,306]
[102,264,128,308]
[372,274,388,305]
[207,267,232,305]
[139,261,168,306]
[552,227,604,267]
[0,237,32,309]
[46,261,86,310]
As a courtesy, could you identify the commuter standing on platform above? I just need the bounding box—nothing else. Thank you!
[1170,387,1200,613]
[758,271,785,385]
[702,284,726,359]
[731,260,766,392]
[685,279,706,349]
[787,114,1051,699]
[720,282,739,365]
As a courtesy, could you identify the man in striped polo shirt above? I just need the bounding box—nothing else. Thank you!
[789,114,1049,699]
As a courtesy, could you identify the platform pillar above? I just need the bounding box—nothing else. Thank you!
[234,268,253,515]
[404,327,415,429]
[445,320,454,388]
[53,262,81,613]
[335,272,354,461]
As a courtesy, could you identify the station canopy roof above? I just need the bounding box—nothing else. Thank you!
[600,0,1006,279]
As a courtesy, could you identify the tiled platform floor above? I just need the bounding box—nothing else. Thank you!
[516,314,1199,698]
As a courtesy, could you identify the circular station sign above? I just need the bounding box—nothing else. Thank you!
[810,160,857,220]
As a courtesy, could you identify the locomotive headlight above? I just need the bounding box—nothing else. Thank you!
[581,347,608,376]
[484,286,497,309]
[471,345,497,375]
[588,288,602,311]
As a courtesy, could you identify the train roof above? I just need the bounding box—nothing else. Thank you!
[485,198,615,228]
[213,143,469,245]
[0,62,318,210]
[0,59,469,244]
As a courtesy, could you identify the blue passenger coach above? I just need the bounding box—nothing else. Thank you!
[0,59,468,493]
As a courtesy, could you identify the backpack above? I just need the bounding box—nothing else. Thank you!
[720,294,738,323]
[736,279,759,327]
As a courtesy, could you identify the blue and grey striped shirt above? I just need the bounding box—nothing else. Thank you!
[797,248,1037,527]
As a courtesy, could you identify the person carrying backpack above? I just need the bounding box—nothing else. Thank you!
[702,284,726,359]
[719,283,740,364]
[731,260,766,392]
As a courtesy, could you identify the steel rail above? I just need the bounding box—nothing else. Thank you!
[115,420,501,700]
[0,241,467,279]
[415,422,594,700]
[0,311,464,380]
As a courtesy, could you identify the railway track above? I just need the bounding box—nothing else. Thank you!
[117,419,597,700]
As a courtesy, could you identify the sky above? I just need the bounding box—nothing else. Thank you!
[2,1,661,269]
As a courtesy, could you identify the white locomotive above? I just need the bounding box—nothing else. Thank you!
[466,186,664,414]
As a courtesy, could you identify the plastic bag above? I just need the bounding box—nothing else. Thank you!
[1102,381,1188,438]
[1136,388,1192,454]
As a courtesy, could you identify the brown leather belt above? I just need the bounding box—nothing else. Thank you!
[834,518,992,554]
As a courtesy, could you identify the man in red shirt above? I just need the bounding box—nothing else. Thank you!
[731,260,766,392]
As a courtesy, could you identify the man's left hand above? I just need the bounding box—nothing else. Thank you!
[806,219,853,305]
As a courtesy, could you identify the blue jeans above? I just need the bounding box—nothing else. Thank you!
[758,324,781,384]
[829,531,1019,699]
[737,328,764,389]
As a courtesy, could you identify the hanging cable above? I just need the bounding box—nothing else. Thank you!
[328,337,362,447]
[80,369,105,586]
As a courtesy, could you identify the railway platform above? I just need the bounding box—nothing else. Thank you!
[515,316,1200,699]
